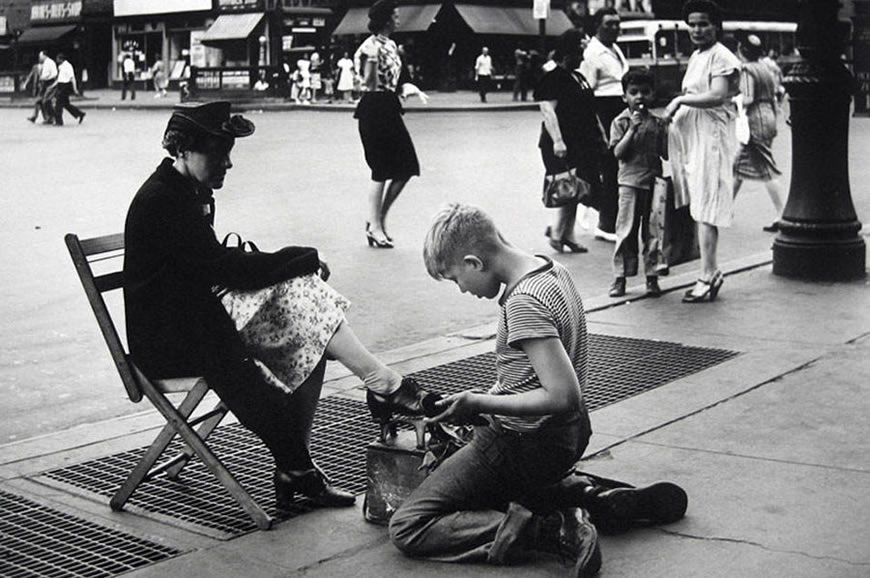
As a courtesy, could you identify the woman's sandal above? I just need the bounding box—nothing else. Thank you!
[545,226,589,254]
[682,271,723,303]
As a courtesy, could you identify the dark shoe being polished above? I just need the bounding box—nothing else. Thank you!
[366,377,435,423]
[274,467,355,509]
[533,508,602,578]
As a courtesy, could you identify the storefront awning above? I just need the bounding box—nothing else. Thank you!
[332,4,441,36]
[454,5,574,36]
[17,25,78,45]
[200,12,264,44]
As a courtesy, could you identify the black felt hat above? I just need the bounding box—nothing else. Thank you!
[165,101,255,139]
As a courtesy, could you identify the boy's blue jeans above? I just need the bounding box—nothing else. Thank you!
[388,412,591,564]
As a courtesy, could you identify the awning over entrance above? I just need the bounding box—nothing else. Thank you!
[332,4,441,36]
[17,25,77,45]
[454,5,574,36]
[200,12,264,44]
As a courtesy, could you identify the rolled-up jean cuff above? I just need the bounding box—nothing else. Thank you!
[487,502,534,565]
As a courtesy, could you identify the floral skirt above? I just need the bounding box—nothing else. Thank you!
[219,274,350,394]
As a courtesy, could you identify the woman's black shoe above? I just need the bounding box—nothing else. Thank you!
[366,377,436,422]
[367,377,441,447]
[274,467,355,509]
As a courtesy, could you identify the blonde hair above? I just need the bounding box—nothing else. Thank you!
[423,203,503,280]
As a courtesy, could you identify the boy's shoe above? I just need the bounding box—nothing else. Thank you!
[608,277,626,298]
[645,276,662,297]
[533,508,601,578]
[589,482,688,531]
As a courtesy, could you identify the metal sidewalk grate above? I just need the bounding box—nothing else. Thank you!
[39,335,738,538]
[0,489,184,578]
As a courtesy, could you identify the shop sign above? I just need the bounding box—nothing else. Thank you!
[0,75,15,93]
[218,0,262,12]
[113,0,212,17]
[222,69,250,89]
[31,1,82,22]
[282,35,294,51]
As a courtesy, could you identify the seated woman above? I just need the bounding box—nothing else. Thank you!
[123,101,428,509]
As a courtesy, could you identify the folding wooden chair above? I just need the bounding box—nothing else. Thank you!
[64,232,273,530]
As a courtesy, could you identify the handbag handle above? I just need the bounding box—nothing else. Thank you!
[221,232,259,253]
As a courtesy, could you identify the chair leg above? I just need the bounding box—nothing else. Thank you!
[110,381,209,512]
[164,400,228,480]
[136,376,273,530]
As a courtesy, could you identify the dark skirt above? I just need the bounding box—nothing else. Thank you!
[539,129,602,208]
[355,91,420,182]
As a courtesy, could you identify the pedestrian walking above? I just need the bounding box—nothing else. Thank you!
[295,55,311,104]
[121,51,136,100]
[51,53,85,126]
[536,29,604,254]
[512,48,530,101]
[607,69,669,298]
[664,0,740,303]
[335,51,355,102]
[474,46,493,103]
[353,0,427,249]
[580,7,629,243]
[27,51,57,124]
[733,35,784,232]
[23,59,41,98]
[150,58,168,98]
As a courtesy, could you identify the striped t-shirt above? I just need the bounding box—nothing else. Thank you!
[489,257,588,432]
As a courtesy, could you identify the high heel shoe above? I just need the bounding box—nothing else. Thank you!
[367,221,393,246]
[709,270,724,301]
[366,230,394,249]
[367,377,439,447]
[545,227,588,254]
[274,465,355,509]
[682,275,719,303]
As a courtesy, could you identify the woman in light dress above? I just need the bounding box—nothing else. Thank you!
[664,0,740,303]
[336,51,355,102]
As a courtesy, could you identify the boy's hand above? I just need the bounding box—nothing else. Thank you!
[629,109,643,128]
[426,391,481,424]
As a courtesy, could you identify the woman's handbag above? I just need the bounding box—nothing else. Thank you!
[542,166,592,208]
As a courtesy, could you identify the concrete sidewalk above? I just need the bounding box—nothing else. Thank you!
[0,87,539,113]
[2,253,868,577]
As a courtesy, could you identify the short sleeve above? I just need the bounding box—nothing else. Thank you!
[504,293,559,347]
[710,44,740,78]
[609,114,629,148]
[534,69,560,102]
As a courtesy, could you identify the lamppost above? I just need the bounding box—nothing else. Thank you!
[534,0,549,56]
[772,0,866,280]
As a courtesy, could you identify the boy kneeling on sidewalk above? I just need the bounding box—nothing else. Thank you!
[387,203,686,577]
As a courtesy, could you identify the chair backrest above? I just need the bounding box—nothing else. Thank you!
[65,233,143,403]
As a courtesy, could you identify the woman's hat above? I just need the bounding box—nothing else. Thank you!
[165,101,255,139]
